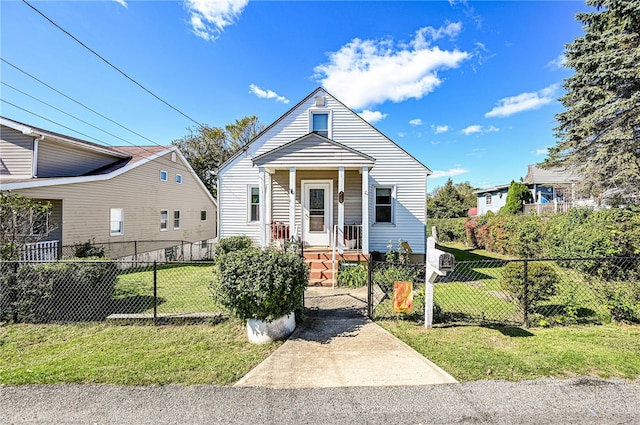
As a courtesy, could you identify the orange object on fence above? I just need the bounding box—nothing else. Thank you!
[393,281,413,313]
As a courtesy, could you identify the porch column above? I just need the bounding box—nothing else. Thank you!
[259,167,267,248]
[338,167,345,254]
[361,167,369,254]
[289,167,296,240]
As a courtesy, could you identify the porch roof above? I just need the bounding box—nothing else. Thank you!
[252,132,376,171]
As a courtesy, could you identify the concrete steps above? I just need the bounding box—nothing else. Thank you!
[303,250,369,286]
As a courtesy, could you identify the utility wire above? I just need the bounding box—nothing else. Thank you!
[21,0,206,130]
[0,98,193,175]
[1,58,163,147]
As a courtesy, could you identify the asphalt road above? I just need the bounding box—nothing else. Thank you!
[2,378,639,424]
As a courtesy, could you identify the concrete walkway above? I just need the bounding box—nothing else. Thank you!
[234,287,457,388]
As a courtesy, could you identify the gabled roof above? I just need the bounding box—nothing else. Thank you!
[523,165,580,185]
[217,87,431,174]
[1,116,130,159]
[252,132,376,169]
[474,184,511,195]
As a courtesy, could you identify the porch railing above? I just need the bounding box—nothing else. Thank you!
[21,240,59,261]
[523,201,573,214]
[331,224,363,288]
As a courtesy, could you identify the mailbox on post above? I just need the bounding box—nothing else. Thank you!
[425,237,455,328]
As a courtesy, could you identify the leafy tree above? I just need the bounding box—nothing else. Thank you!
[545,0,640,205]
[427,178,468,218]
[0,192,53,261]
[172,116,264,197]
[454,181,478,211]
[501,181,533,215]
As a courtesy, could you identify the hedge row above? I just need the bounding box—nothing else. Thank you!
[430,207,640,260]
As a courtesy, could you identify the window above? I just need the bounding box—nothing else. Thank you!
[160,210,168,231]
[173,210,181,229]
[160,170,168,181]
[374,187,393,223]
[201,240,208,249]
[486,194,492,205]
[311,112,329,137]
[176,174,182,184]
[110,208,124,236]
[200,210,207,221]
[249,186,259,222]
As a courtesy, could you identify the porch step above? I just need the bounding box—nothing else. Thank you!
[303,251,369,286]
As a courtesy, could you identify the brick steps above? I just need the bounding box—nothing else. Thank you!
[303,250,368,286]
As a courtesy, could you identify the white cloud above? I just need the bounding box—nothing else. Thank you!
[429,167,469,179]
[409,118,424,126]
[461,125,498,135]
[546,54,566,70]
[249,84,289,104]
[434,125,449,134]
[535,147,549,156]
[485,84,560,118]
[185,0,248,42]
[398,132,406,138]
[314,23,470,110]
[358,110,388,123]
[113,0,127,7]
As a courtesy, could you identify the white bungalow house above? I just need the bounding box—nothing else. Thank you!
[216,88,431,283]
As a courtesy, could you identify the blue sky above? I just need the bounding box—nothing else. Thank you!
[0,0,590,190]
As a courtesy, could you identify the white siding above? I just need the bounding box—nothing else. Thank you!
[218,89,429,253]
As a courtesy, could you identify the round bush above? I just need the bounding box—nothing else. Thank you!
[212,248,309,322]
[501,262,558,309]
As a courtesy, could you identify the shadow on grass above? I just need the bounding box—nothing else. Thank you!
[482,324,535,337]
[436,245,503,262]
[109,295,165,314]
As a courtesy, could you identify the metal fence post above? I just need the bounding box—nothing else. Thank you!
[367,255,373,319]
[523,260,530,328]
[153,261,158,325]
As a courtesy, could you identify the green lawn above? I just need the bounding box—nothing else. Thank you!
[0,321,280,385]
[381,321,640,382]
[114,263,222,315]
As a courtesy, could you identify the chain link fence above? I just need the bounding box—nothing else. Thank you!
[369,256,640,327]
[0,261,222,324]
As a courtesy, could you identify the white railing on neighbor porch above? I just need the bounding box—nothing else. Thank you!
[331,224,363,288]
[523,201,573,215]
[21,240,59,261]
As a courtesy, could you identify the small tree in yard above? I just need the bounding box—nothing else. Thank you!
[501,181,533,215]
[501,262,559,312]
[0,192,53,261]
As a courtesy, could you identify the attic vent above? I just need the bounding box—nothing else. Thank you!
[315,96,326,107]
[171,152,177,162]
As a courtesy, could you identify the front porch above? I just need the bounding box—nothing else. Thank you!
[303,248,369,287]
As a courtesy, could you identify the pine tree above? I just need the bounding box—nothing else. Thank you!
[545,0,640,205]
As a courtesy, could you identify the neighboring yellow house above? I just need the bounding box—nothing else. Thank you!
[0,116,217,260]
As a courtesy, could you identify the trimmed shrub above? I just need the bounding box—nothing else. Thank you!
[212,248,309,322]
[214,235,254,258]
[4,259,117,323]
[428,218,467,243]
[501,262,558,310]
[599,280,640,323]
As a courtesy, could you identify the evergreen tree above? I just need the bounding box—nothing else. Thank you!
[428,178,468,218]
[501,181,533,215]
[545,0,640,204]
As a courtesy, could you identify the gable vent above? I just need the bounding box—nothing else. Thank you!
[314,96,326,107]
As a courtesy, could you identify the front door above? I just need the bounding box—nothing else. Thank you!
[302,180,332,246]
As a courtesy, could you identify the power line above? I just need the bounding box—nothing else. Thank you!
[1,58,162,147]
[21,0,206,130]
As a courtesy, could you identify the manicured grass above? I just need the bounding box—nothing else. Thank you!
[381,321,640,382]
[114,263,222,315]
[0,320,281,385]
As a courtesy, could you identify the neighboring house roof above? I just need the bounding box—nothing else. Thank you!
[217,87,431,175]
[523,165,580,185]
[0,117,216,205]
[474,184,511,195]
[252,132,376,169]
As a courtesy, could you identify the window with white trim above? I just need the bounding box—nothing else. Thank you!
[160,210,168,231]
[110,208,124,236]
[310,111,330,137]
[160,170,168,181]
[486,194,492,205]
[374,186,394,224]
[176,174,182,184]
[173,210,181,229]
[249,186,259,222]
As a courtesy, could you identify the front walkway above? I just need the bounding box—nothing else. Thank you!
[234,287,457,388]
